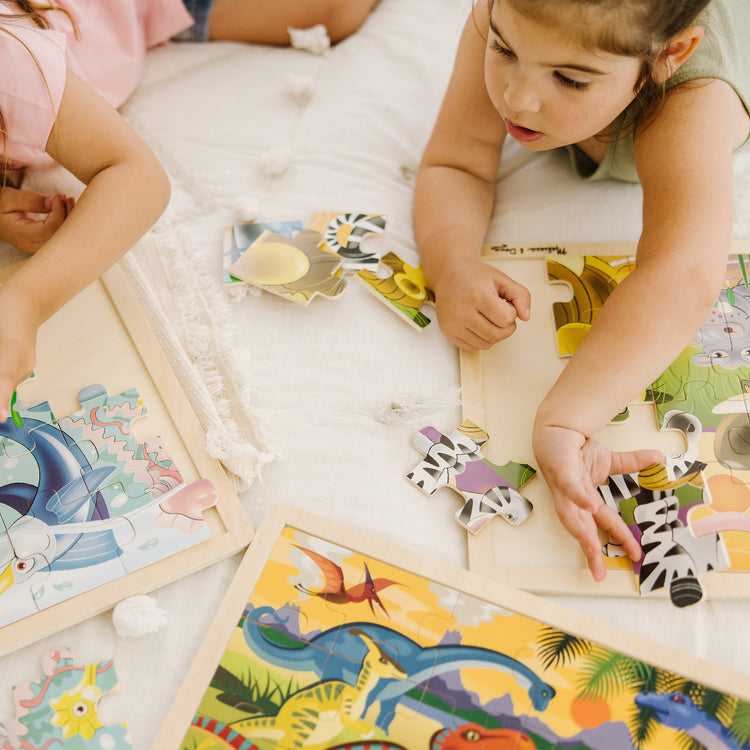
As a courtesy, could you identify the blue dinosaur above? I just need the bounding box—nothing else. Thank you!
[635,691,748,750]
[0,415,118,595]
[242,608,555,731]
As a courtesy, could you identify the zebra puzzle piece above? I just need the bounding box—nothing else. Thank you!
[407,419,535,534]
[0,647,133,748]
[598,428,730,608]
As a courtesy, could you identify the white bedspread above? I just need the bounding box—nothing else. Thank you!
[1,0,749,745]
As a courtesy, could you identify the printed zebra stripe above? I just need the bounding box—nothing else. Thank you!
[598,472,640,509]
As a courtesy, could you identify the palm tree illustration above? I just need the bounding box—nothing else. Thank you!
[534,626,750,749]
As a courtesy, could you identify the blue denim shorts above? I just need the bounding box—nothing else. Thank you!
[172,0,214,42]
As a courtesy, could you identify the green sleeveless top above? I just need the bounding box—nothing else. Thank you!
[566,0,750,183]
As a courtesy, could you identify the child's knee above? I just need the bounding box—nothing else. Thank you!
[322,0,377,43]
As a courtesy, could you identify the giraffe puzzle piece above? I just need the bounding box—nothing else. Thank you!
[229,229,347,304]
[407,420,535,534]
[0,647,133,748]
[357,252,436,331]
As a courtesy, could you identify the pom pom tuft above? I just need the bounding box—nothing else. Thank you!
[259,146,292,176]
[288,24,330,55]
[112,595,168,638]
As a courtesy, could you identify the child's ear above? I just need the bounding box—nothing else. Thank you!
[653,26,704,83]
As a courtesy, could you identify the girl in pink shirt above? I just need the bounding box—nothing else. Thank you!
[0,0,378,420]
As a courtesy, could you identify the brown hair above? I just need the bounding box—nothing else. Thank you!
[488,0,711,129]
[0,2,75,187]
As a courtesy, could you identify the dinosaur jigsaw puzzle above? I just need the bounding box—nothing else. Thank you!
[0,647,132,749]
[407,419,536,534]
[0,383,218,629]
[156,505,750,750]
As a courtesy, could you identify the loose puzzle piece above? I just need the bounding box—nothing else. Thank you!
[308,211,387,272]
[229,229,347,304]
[357,252,436,331]
[0,384,217,627]
[223,219,304,285]
[0,647,132,749]
[407,420,536,535]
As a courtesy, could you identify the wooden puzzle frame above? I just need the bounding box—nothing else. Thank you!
[0,261,252,657]
[155,503,750,749]
[460,240,750,599]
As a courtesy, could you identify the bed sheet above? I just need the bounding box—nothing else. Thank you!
[1,0,749,746]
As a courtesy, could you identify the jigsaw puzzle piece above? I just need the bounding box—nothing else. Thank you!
[407,420,536,534]
[600,454,729,606]
[0,647,132,748]
[308,211,387,271]
[223,219,305,284]
[357,252,436,331]
[229,229,347,304]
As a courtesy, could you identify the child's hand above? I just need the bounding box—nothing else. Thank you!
[0,285,38,421]
[0,189,75,253]
[532,422,663,582]
[433,257,531,350]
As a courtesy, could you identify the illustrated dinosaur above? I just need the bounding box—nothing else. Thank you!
[187,721,536,750]
[635,692,749,750]
[231,628,407,749]
[293,545,400,616]
[242,610,555,732]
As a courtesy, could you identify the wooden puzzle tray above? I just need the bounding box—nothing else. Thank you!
[155,503,750,749]
[0,261,252,657]
[461,240,750,601]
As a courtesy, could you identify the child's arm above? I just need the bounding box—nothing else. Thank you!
[414,4,530,351]
[0,70,170,419]
[533,78,750,580]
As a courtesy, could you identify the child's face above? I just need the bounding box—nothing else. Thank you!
[485,0,643,150]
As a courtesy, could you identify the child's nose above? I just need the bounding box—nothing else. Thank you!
[504,71,541,113]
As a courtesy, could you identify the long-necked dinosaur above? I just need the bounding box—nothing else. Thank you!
[242,610,554,732]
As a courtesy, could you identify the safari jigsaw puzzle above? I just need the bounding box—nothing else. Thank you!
[460,241,750,604]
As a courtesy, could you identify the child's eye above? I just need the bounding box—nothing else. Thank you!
[554,71,589,91]
[490,39,515,59]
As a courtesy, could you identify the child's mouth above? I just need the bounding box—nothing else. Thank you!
[505,119,544,143]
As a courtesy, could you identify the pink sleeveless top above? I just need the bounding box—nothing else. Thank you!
[0,0,193,168]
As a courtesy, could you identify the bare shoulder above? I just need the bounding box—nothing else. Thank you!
[635,78,749,178]
[419,2,506,179]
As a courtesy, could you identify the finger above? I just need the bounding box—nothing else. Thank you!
[559,506,607,581]
[478,296,518,330]
[41,195,68,230]
[0,189,52,215]
[609,448,665,477]
[594,504,642,562]
[494,275,531,321]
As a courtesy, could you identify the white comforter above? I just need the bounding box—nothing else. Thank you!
[1,0,749,745]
